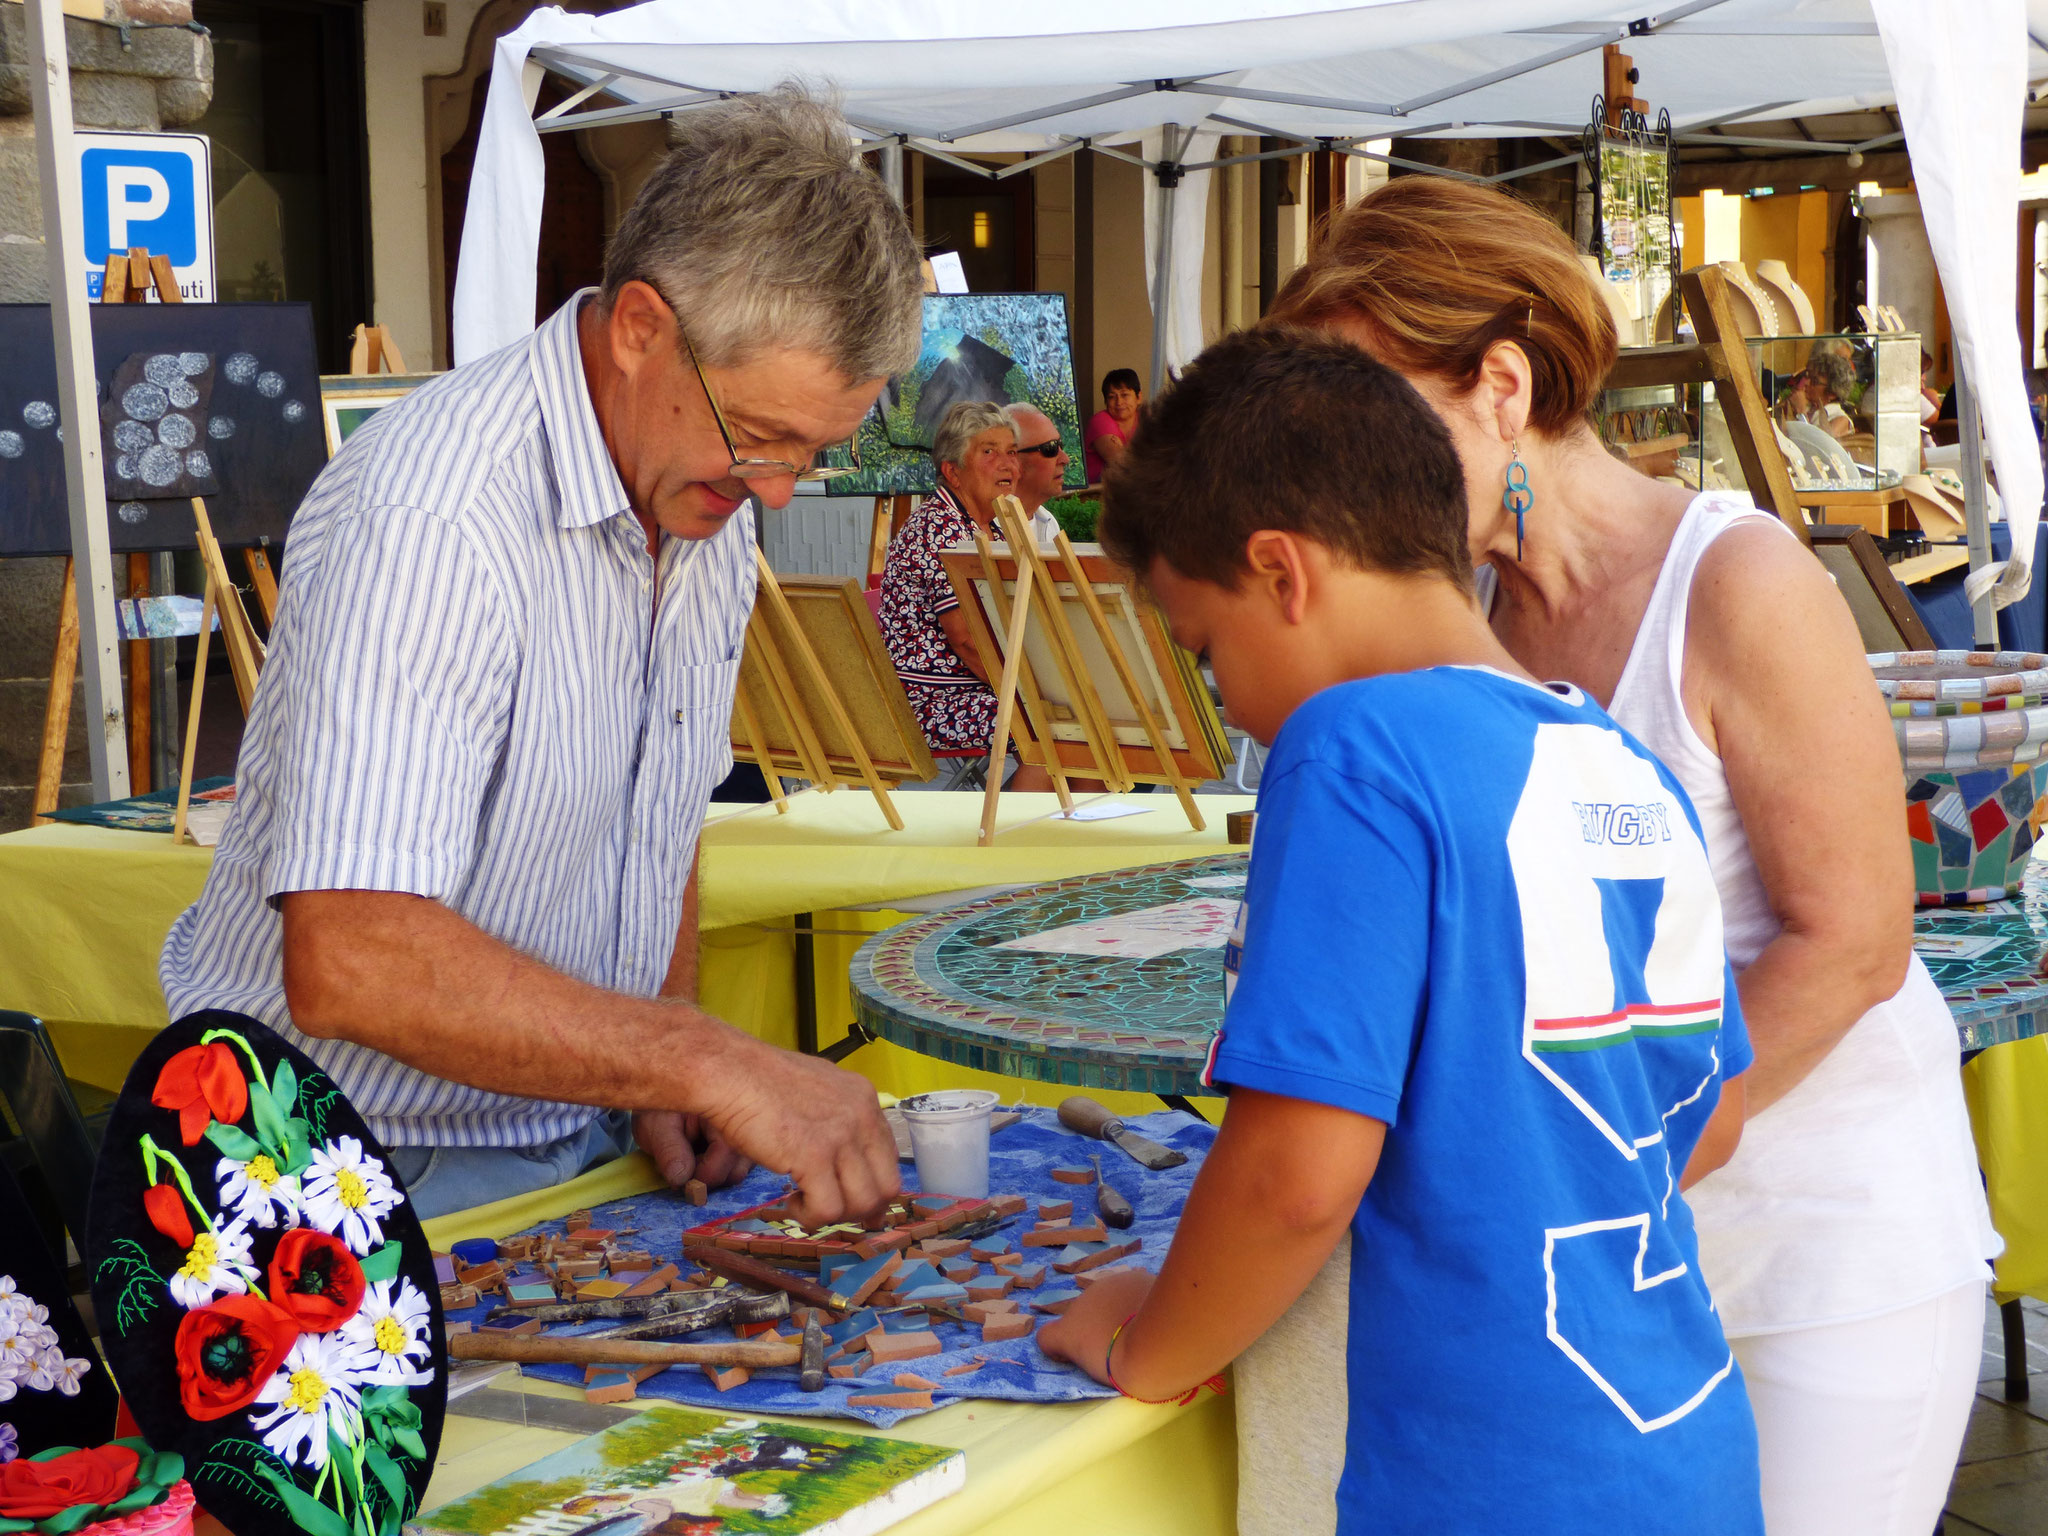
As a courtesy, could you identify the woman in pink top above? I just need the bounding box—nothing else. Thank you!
[1085,367,1143,482]
[1261,177,1999,1536]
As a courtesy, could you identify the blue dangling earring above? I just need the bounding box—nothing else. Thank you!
[1502,440,1533,562]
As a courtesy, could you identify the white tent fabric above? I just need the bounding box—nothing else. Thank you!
[1872,0,2039,608]
[452,0,2043,593]
[1141,124,1222,387]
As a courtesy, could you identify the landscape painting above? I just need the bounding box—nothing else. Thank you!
[834,293,1083,498]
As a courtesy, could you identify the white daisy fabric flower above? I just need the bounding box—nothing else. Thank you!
[340,1279,433,1386]
[250,1332,372,1470]
[168,1217,255,1310]
[215,1151,301,1229]
[301,1138,401,1255]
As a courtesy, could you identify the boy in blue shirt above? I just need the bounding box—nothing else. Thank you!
[1039,327,1762,1534]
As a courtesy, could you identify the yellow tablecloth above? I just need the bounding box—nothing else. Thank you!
[416,1154,1236,1536]
[0,791,1248,1109]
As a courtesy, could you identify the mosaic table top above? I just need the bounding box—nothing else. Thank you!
[849,851,2048,1094]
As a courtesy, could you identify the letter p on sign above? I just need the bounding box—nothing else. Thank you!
[76,132,214,300]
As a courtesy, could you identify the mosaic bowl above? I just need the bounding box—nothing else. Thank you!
[1873,652,2048,905]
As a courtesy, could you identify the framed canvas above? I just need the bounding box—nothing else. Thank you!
[0,302,327,556]
[319,371,442,454]
[731,570,936,787]
[832,293,1084,497]
[939,539,1230,786]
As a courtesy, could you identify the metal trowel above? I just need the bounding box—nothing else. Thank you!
[1057,1095,1188,1170]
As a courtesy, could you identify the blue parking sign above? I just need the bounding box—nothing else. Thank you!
[74,132,214,302]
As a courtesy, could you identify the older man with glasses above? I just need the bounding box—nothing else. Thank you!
[1004,403,1071,548]
[158,88,921,1222]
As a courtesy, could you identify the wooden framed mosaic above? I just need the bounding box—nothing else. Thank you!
[728,552,934,830]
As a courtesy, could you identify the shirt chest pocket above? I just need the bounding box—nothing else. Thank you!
[670,655,740,723]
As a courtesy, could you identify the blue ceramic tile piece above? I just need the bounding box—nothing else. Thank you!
[826,1308,879,1348]
[880,1311,932,1333]
[1958,767,2009,808]
[899,1282,968,1305]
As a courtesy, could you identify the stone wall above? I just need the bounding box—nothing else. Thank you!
[0,0,211,828]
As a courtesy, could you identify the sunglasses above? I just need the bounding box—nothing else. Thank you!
[1015,440,1065,459]
[681,328,862,483]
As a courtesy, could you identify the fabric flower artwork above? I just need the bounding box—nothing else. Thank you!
[0,1443,139,1519]
[248,1331,370,1471]
[143,1183,195,1249]
[266,1229,366,1334]
[0,1276,88,1407]
[167,1218,255,1310]
[173,1294,300,1422]
[150,1042,249,1146]
[0,1423,15,1463]
[340,1279,433,1386]
[216,1150,301,1228]
[301,1138,401,1256]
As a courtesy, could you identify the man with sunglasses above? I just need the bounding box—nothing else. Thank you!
[1004,403,1072,547]
[159,88,922,1224]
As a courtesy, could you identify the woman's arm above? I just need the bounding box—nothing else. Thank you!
[1681,1073,1745,1188]
[1039,1089,1381,1400]
[1093,432,1128,469]
[937,607,991,683]
[1684,522,1914,1113]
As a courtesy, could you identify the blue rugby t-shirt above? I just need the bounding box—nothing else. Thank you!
[1208,666,1762,1536]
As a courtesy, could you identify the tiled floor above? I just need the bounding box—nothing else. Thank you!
[1945,1297,2048,1534]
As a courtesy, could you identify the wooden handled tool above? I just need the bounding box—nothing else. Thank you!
[688,1247,843,1313]
[449,1325,826,1389]
[1091,1155,1134,1229]
[1057,1095,1187,1170]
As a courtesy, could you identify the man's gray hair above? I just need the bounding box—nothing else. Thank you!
[1002,402,1055,442]
[933,401,1015,470]
[600,85,924,382]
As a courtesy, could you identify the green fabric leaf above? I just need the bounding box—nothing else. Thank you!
[391,1429,426,1462]
[357,1245,401,1283]
[103,1486,160,1517]
[281,1118,313,1176]
[271,1059,298,1111]
[0,1516,33,1533]
[253,1466,353,1536]
[204,1122,264,1161]
[24,1449,75,1464]
[247,1082,290,1154]
[149,1452,185,1488]
[361,1443,405,1515]
[38,1506,100,1535]
[326,1432,361,1504]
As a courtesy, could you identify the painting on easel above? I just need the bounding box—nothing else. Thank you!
[0,302,326,557]
[832,293,1085,497]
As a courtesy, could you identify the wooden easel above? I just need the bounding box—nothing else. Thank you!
[729,546,908,830]
[171,499,265,843]
[866,493,917,584]
[969,494,1206,846]
[348,322,407,376]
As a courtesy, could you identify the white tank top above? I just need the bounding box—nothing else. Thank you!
[1605,492,1997,1334]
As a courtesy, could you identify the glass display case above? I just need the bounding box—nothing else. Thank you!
[1745,331,1924,492]
[1596,383,1703,486]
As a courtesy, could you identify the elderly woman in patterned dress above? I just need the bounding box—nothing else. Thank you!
[878,400,1058,789]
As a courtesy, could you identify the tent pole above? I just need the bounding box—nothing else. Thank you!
[1954,355,1998,648]
[27,0,127,801]
[878,142,904,206]
[1149,125,1185,395]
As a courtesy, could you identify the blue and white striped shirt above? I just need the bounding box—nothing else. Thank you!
[160,292,756,1148]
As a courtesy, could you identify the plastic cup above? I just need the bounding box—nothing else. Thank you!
[897,1088,1000,1198]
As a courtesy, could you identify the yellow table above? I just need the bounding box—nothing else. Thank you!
[0,791,1250,1108]
[414,1154,1236,1536]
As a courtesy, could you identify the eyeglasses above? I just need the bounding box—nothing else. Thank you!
[1015,440,1064,459]
[681,330,862,483]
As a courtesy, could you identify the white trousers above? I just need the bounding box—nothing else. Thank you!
[1730,1280,1986,1536]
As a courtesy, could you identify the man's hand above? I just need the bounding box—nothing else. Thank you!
[632,1111,754,1190]
[696,1044,900,1227]
[1039,1267,1155,1388]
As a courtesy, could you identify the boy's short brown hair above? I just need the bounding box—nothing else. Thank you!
[1098,325,1473,591]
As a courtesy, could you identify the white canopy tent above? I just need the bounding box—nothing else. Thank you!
[462,1,2037,630]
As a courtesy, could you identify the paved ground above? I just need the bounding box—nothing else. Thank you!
[1946,1296,2048,1534]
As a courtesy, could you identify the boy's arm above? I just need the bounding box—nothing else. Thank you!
[1679,1072,1745,1190]
[1039,1088,1383,1401]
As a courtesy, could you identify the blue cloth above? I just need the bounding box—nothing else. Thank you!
[160,290,758,1148]
[1208,668,1761,1536]
[1908,523,2048,653]
[449,1107,1214,1427]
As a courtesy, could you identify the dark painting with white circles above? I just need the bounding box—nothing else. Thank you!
[0,303,326,557]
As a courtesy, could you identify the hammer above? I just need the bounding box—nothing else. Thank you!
[449,1313,831,1392]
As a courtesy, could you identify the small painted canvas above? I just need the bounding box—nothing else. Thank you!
[834,294,1082,497]
[320,373,442,455]
[408,1404,964,1536]
[0,303,327,557]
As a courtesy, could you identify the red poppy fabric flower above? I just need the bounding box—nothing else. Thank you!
[141,1183,195,1249]
[267,1228,366,1333]
[0,1444,140,1519]
[173,1294,301,1421]
[151,1042,249,1146]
